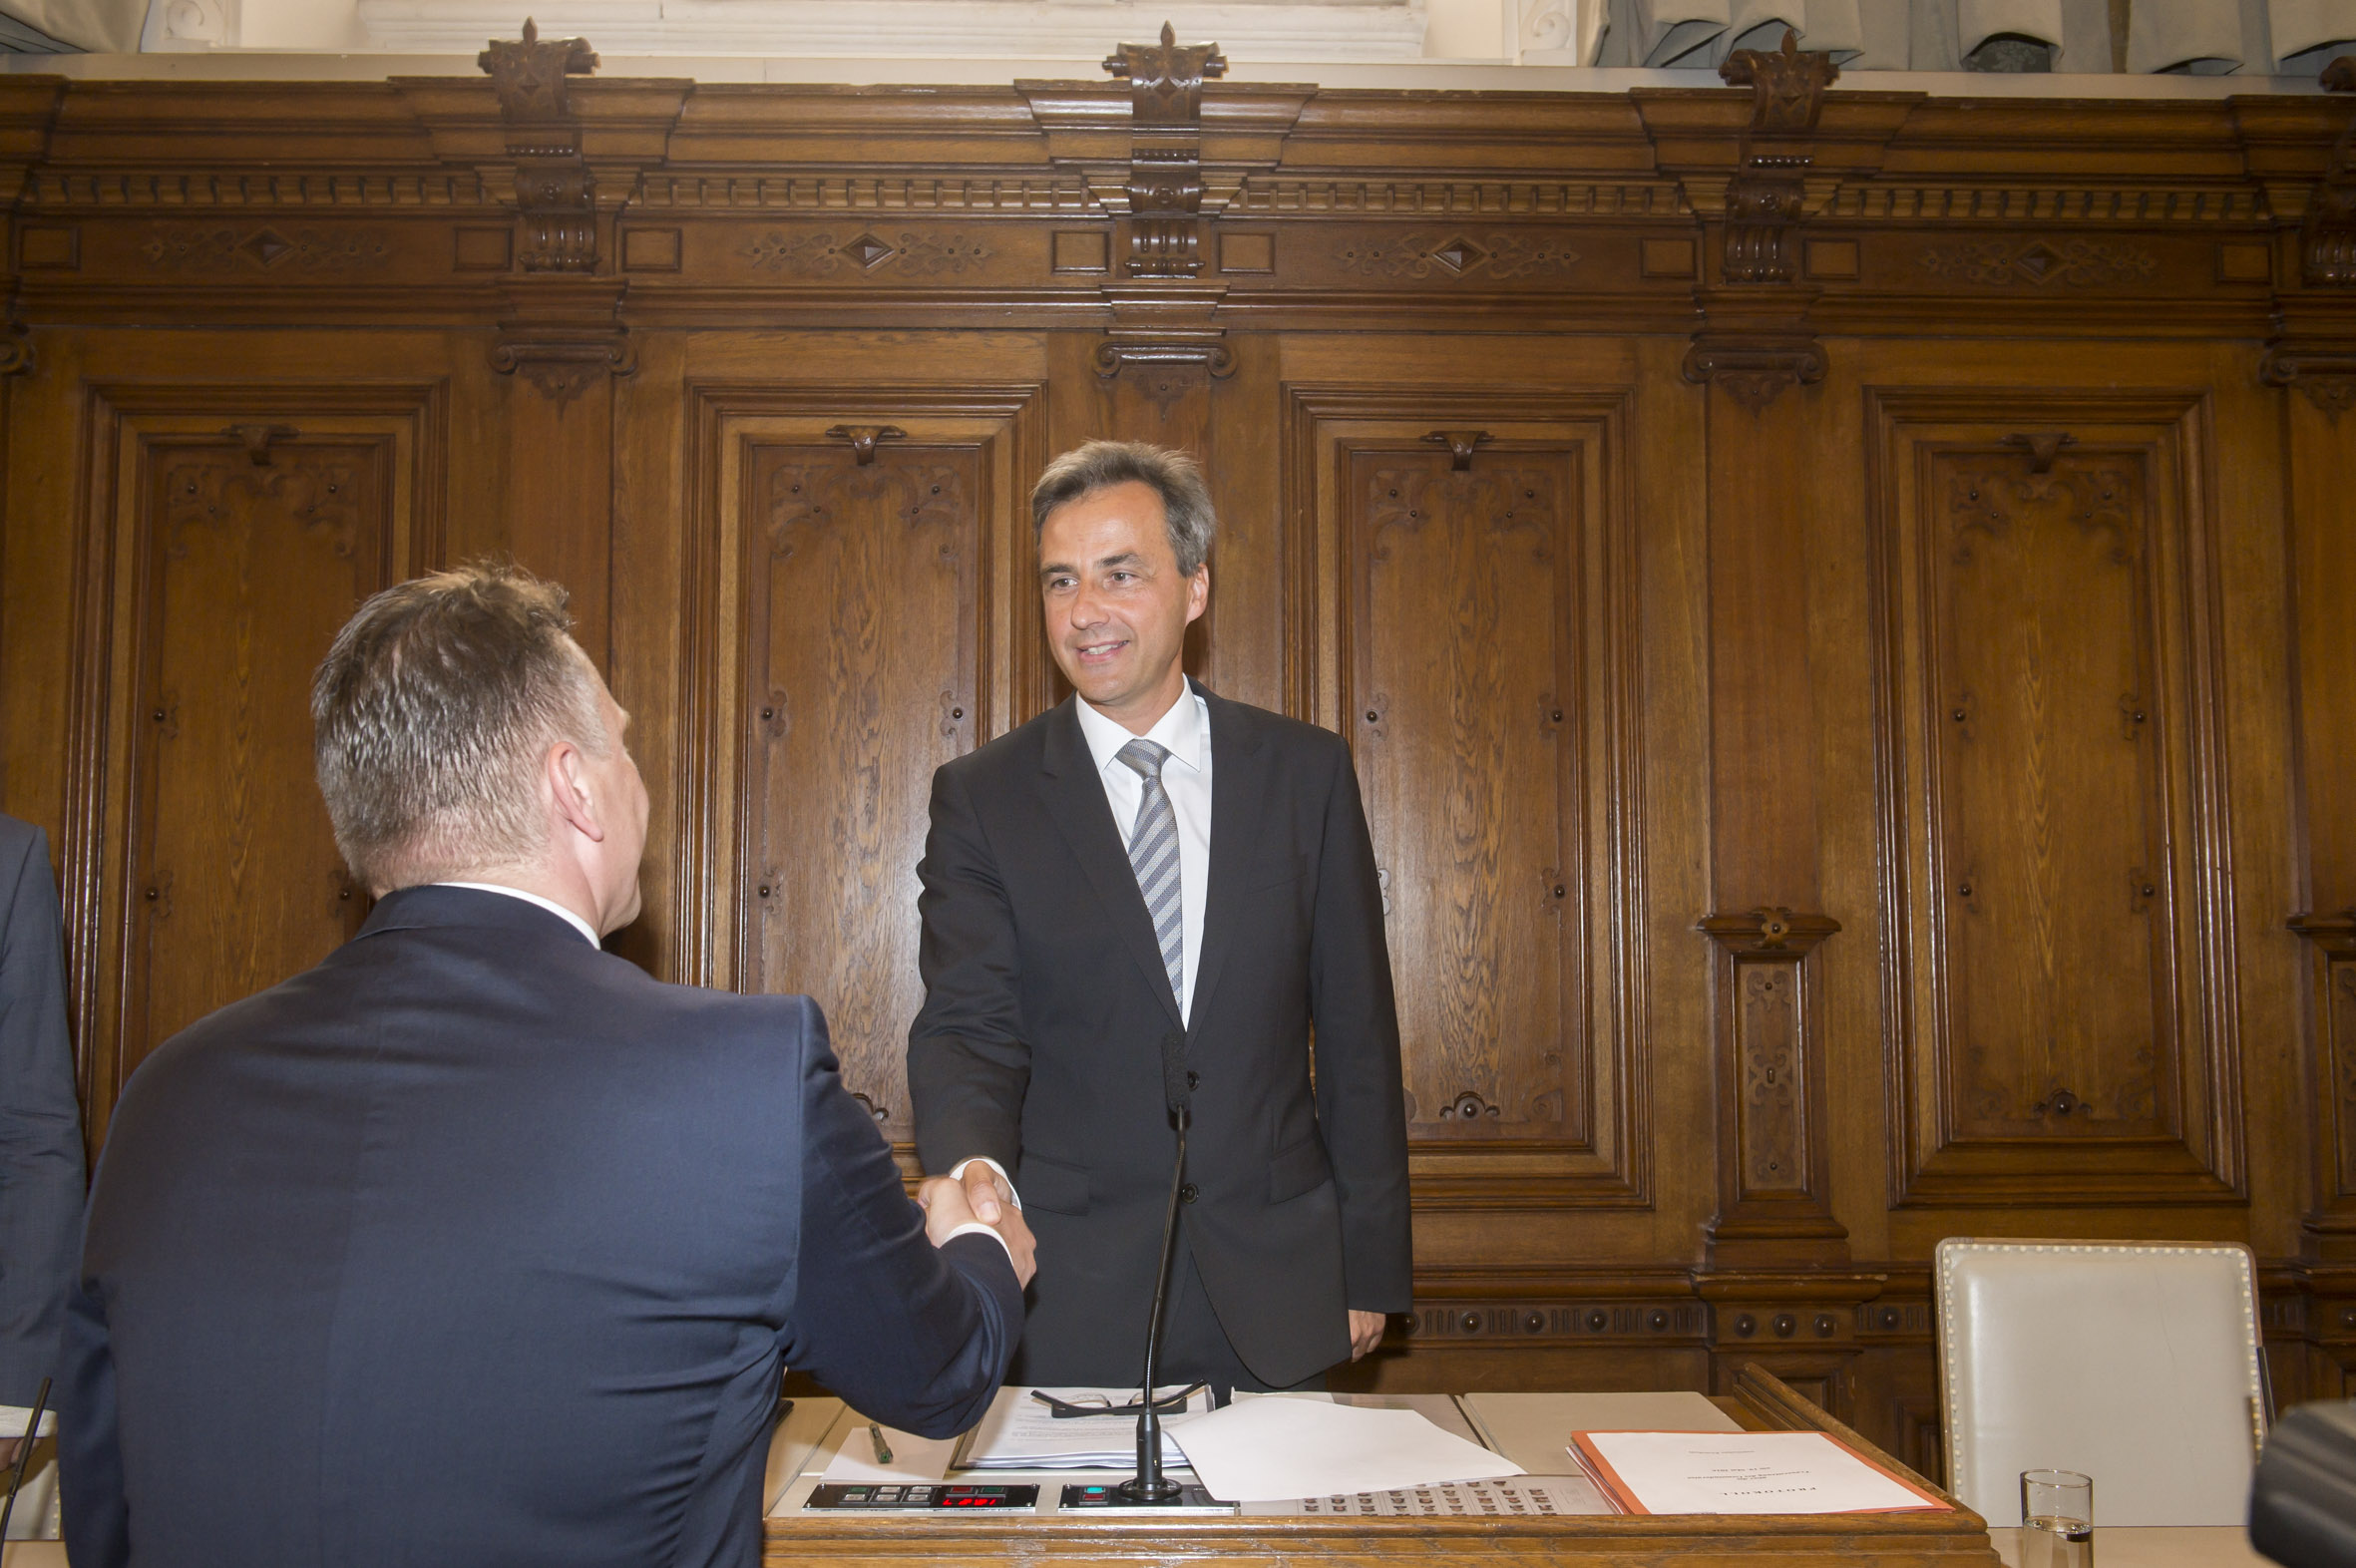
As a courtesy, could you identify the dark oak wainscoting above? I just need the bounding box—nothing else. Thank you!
[2,31,2352,1476]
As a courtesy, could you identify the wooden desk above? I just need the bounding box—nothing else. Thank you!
[761,1365,2004,1565]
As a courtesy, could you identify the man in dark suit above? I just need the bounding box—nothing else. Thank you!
[0,811,84,1406]
[57,564,1030,1568]
[908,441,1409,1392]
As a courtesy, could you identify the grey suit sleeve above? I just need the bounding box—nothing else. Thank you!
[1306,739,1413,1314]
[906,763,1030,1177]
[0,821,88,1404]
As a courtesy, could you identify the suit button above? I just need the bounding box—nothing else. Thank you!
[1179,1183,1199,1204]
[1186,1071,1200,1089]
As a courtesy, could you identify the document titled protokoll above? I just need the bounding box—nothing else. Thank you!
[1567,1431,1952,1516]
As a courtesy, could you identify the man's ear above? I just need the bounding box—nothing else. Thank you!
[1185,564,1210,624]
[547,741,607,844]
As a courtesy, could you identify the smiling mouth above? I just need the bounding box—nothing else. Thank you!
[1073,638,1128,661]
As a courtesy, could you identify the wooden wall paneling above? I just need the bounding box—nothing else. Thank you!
[63,380,446,1147]
[675,379,1043,1160]
[1868,388,2244,1208]
[1285,384,1645,1213]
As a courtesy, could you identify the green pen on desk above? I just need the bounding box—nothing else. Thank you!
[868,1422,894,1464]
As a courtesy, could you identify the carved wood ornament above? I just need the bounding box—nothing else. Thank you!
[1092,23,1237,379]
[1104,22,1227,279]
[2303,56,2356,287]
[1681,30,1840,414]
[479,21,631,405]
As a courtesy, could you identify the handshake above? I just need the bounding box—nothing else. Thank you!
[917,1164,1037,1287]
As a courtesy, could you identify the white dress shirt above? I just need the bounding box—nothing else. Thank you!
[1070,682,1214,1025]
[949,682,1215,1211]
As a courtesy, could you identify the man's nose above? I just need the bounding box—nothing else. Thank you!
[1066,582,1109,628]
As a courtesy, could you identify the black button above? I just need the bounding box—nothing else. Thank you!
[1180,1183,1199,1203]
[1186,1070,1200,1089]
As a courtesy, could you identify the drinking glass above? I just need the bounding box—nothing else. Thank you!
[2018,1468,2093,1568]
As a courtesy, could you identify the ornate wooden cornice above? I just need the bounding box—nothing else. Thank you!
[2305,56,2356,286]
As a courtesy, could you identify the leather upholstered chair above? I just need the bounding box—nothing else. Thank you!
[1933,1238,2268,1527]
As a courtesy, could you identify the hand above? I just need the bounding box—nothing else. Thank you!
[917,1174,1038,1288]
[960,1160,1014,1225]
[1348,1309,1387,1361]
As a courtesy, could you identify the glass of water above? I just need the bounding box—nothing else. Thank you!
[2019,1468,2093,1568]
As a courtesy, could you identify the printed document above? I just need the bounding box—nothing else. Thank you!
[1168,1393,1523,1502]
[951,1385,1210,1469]
[1568,1430,1950,1515]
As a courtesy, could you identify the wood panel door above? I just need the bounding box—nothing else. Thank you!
[1869,389,2242,1206]
[679,386,1044,1156]
[1288,388,1646,1209]
[67,385,444,1145]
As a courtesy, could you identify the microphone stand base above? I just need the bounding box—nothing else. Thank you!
[1111,1476,1185,1504]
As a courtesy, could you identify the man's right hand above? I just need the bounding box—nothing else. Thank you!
[916,1173,1037,1287]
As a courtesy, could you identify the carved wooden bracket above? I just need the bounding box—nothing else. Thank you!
[2262,342,2356,419]
[1683,328,1826,414]
[479,19,601,273]
[1716,31,1839,286]
[824,424,907,465]
[1103,22,1227,279]
[491,275,632,408]
[2309,57,2356,287]
[1423,430,1491,471]
[222,423,300,464]
[1698,908,1848,1270]
[1092,282,1236,379]
[2002,431,2077,473]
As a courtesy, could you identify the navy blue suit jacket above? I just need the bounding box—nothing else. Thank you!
[0,813,85,1404]
[57,885,1020,1568]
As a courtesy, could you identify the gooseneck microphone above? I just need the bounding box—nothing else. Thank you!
[1115,1030,1194,1504]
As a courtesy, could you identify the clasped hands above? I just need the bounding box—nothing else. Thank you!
[919,1162,1385,1362]
[916,1163,1037,1286]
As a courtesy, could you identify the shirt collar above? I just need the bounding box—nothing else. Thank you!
[1074,680,1207,779]
[432,882,602,948]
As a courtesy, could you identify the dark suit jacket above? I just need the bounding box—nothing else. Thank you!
[57,885,1021,1568]
[0,814,84,1406]
[908,684,1410,1389]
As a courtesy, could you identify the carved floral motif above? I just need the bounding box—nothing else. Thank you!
[138,225,390,274]
[160,449,366,563]
[1336,232,1581,281]
[1917,238,2160,288]
[740,229,991,277]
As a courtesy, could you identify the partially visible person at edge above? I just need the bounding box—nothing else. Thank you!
[58,562,1034,1568]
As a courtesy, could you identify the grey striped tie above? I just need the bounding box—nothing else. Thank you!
[1116,739,1184,1008]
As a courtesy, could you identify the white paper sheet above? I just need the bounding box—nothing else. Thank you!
[817,1419,958,1484]
[1168,1394,1523,1502]
[952,1385,1208,1469]
[1573,1430,1941,1515]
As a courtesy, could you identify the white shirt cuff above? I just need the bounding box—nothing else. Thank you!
[945,1156,1022,1210]
[941,1221,1017,1267]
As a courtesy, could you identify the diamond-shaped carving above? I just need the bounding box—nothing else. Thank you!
[2012,240,2062,282]
[846,232,896,269]
[237,228,293,267]
[1428,235,1489,275]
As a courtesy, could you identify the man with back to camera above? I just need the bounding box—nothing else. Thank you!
[56,563,1033,1568]
[907,440,1410,1392]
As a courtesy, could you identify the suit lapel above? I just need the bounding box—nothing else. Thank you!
[1037,698,1186,1030]
[1186,685,1271,1046]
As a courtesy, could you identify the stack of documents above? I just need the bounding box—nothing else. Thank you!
[1167,1393,1524,1503]
[1566,1429,1951,1515]
[950,1386,1210,1470]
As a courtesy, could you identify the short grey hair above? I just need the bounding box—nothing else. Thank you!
[1030,440,1217,577]
[311,562,609,893]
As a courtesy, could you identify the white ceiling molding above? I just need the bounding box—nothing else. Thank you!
[355,0,1428,61]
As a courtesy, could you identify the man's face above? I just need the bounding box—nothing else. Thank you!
[1038,480,1208,731]
[584,678,649,932]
